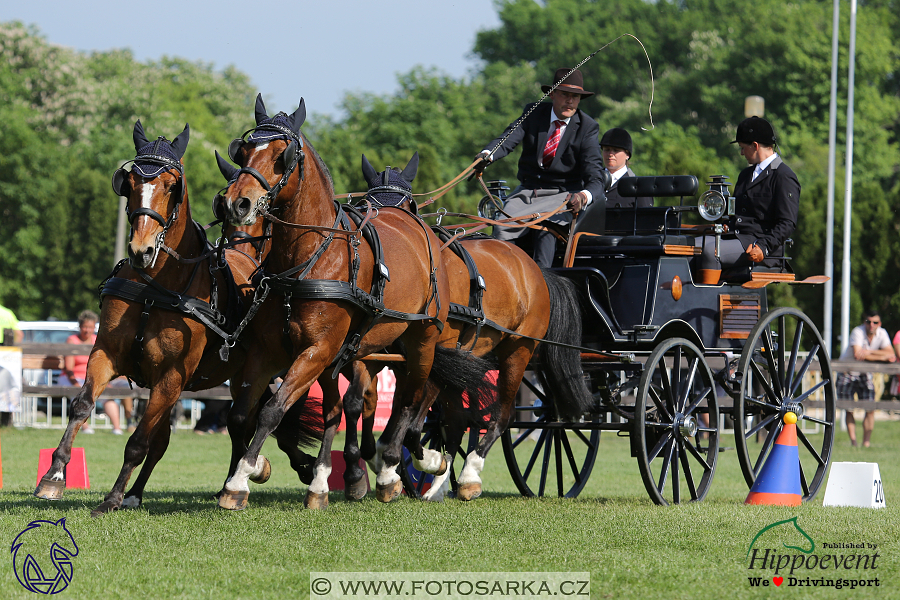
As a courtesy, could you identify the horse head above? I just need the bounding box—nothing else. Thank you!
[218,93,306,226]
[112,120,190,269]
[361,152,418,213]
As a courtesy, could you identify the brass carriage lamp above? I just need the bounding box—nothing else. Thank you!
[744,95,765,118]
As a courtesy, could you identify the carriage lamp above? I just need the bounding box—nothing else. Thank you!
[698,175,734,221]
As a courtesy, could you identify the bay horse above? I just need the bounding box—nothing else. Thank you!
[216,95,490,509]
[336,154,594,502]
[34,121,321,515]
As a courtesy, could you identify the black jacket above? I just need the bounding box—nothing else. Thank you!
[728,156,800,258]
[483,102,606,201]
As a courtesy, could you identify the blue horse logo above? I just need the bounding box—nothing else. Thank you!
[11,518,79,594]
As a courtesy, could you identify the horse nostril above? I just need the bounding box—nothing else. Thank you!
[236,197,252,218]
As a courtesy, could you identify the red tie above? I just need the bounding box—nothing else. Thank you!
[542,120,565,168]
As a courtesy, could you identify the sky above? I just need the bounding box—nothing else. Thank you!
[6,0,502,118]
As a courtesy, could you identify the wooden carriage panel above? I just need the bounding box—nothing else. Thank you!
[718,293,761,339]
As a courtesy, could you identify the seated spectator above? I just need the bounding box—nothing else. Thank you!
[60,310,124,435]
[836,311,895,447]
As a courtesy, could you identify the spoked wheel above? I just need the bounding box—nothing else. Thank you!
[501,375,600,498]
[735,307,835,501]
[399,405,483,499]
[634,338,719,505]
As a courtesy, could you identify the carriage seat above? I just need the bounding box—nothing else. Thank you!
[561,176,700,266]
[720,240,795,283]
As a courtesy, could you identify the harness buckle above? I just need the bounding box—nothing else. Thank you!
[436,207,447,226]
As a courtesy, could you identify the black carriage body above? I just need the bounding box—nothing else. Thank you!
[557,207,768,353]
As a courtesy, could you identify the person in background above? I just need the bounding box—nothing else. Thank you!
[476,67,606,267]
[600,127,652,208]
[0,303,22,426]
[836,311,895,447]
[0,303,22,345]
[60,309,124,435]
[193,398,230,435]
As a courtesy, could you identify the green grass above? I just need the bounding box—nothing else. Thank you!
[2,422,900,599]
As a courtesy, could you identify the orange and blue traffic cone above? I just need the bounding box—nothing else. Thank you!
[745,412,802,506]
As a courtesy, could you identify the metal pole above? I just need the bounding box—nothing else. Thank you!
[840,0,857,355]
[114,160,128,264]
[115,196,127,263]
[824,0,840,357]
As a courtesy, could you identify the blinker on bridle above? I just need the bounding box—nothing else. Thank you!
[111,139,188,269]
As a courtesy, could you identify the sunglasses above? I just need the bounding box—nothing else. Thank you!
[865,319,881,325]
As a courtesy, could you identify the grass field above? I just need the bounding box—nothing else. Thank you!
[1,420,899,599]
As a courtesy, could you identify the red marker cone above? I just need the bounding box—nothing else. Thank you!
[745,413,802,506]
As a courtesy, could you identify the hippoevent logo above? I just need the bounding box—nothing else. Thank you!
[747,517,880,590]
[11,518,79,594]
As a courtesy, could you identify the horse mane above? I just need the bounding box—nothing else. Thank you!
[300,132,334,193]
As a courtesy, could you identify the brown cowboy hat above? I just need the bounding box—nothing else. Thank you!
[541,68,594,97]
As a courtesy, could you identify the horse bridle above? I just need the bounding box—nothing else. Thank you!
[364,167,414,207]
[112,148,187,269]
[215,122,306,222]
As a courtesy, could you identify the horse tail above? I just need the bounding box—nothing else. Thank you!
[537,268,593,420]
[428,346,498,423]
[274,386,325,448]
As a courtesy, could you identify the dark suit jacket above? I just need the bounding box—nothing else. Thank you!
[728,156,800,258]
[483,102,606,201]
[605,166,653,208]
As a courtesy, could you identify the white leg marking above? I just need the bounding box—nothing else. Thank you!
[251,454,268,479]
[412,447,443,474]
[422,469,450,502]
[368,440,386,475]
[121,496,141,509]
[225,457,256,493]
[308,464,332,495]
[458,452,485,485]
[49,471,65,482]
[376,461,400,488]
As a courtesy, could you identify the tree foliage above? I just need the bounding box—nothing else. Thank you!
[0,22,256,320]
[3,3,900,349]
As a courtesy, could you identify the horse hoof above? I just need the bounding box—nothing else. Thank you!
[249,456,272,484]
[434,453,451,477]
[345,477,368,501]
[457,482,482,501]
[90,500,120,518]
[34,478,66,501]
[376,479,403,503]
[217,490,249,511]
[304,491,329,510]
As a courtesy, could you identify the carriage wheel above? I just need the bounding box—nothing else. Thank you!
[501,375,600,498]
[634,338,719,505]
[734,307,835,501]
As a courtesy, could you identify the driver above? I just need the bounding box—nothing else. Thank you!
[476,67,606,268]
[694,116,800,283]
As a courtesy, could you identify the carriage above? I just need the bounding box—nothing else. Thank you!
[37,99,834,514]
[403,174,835,506]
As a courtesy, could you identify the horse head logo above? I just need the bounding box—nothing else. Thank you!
[11,518,79,594]
[747,516,815,556]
